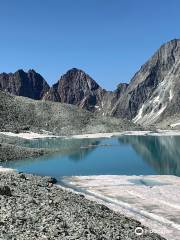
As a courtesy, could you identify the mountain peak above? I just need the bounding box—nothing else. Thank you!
[66,67,82,72]
[15,69,26,74]
[28,69,37,74]
[63,68,91,80]
[44,68,102,110]
[164,38,180,45]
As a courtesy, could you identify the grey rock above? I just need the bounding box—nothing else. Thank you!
[0,185,11,196]
[0,90,141,136]
[0,171,166,240]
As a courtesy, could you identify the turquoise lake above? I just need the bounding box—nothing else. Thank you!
[2,135,180,178]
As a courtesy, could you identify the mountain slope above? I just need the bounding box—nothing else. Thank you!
[112,39,180,126]
[0,69,50,100]
[0,90,140,135]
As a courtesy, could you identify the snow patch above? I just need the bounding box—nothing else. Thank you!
[94,105,99,109]
[169,89,173,101]
[170,122,180,128]
[153,95,160,103]
[2,130,180,141]
[0,131,58,140]
[0,166,15,173]
[62,175,180,240]
[133,103,167,126]
[133,104,144,123]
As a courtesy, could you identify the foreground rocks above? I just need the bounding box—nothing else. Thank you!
[0,171,165,240]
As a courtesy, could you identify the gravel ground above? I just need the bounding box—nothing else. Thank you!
[0,171,166,240]
[0,90,142,135]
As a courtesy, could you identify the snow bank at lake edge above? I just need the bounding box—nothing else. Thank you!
[1,129,180,140]
[60,175,180,240]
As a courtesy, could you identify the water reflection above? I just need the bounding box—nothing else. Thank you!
[2,135,180,177]
[118,135,180,176]
[22,137,101,161]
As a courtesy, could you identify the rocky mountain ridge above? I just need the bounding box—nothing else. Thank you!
[0,39,180,127]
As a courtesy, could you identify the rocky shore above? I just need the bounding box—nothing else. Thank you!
[0,133,55,162]
[0,171,165,240]
[0,143,50,162]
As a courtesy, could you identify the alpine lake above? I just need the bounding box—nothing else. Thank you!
[2,135,180,179]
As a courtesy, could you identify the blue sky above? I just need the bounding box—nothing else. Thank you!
[0,0,179,90]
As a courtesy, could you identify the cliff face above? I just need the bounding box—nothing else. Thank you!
[0,69,50,100]
[112,39,180,125]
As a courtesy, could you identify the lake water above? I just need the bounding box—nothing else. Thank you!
[2,135,180,178]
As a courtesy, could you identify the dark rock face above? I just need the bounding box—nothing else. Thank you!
[44,68,104,111]
[0,69,50,100]
[43,68,129,115]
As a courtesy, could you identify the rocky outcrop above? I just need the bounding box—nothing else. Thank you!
[0,185,11,196]
[0,69,50,100]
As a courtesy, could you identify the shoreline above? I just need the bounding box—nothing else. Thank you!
[0,164,178,239]
[0,129,179,239]
[0,166,15,173]
[0,171,165,240]
[1,129,180,140]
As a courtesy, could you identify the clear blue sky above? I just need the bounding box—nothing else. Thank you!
[0,0,179,90]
